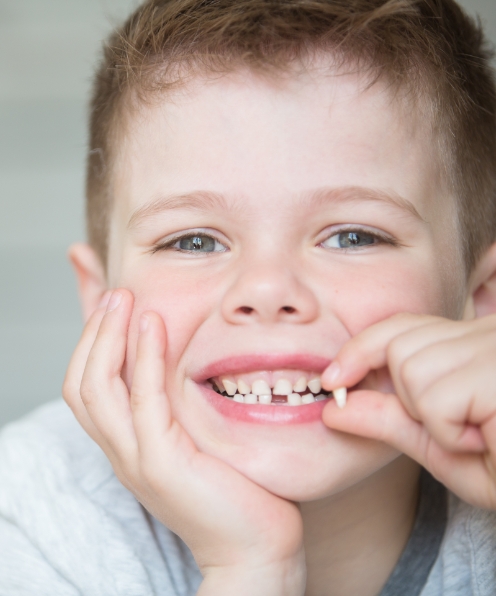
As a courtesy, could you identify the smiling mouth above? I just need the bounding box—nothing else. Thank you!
[207,370,344,406]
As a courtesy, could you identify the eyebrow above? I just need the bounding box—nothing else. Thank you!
[127,185,425,229]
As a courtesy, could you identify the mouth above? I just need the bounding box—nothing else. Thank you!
[194,354,346,424]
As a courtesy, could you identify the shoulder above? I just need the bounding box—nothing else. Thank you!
[423,492,496,596]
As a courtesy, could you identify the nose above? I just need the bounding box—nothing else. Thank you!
[221,264,319,325]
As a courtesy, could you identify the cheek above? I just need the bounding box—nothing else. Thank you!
[330,257,444,336]
[119,264,222,387]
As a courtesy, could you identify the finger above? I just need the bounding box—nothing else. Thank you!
[413,357,496,453]
[131,312,175,462]
[322,313,441,391]
[323,391,496,509]
[80,289,137,456]
[62,295,111,443]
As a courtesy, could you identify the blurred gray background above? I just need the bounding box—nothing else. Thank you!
[1,0,495,427]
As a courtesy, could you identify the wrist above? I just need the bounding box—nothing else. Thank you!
[198,554,306,596]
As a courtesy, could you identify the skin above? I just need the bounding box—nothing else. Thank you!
[65,67,496,595]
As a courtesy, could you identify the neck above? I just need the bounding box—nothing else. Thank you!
[300,457,420,596]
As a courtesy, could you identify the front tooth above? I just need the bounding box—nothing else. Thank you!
[237,379,251,395]
[315,394,327,401]
[293,376,307,392]
[288,393,303,406]
[273,379,292,395]
[252,379,271,396]
[244,394,257,404]
[259,394,272,405]
[333,387,347,409]
[302,393,315,404]
[221,378,238,396]
[233,394,245,403]
[307,377,321,394]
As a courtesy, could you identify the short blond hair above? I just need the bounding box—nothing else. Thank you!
[87,0,496,272]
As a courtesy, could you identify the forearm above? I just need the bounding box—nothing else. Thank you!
[198,556,306,596]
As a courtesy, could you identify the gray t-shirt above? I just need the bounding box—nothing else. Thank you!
[0,400,495,595]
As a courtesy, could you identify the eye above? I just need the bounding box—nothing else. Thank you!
[321,230,381,250]
[154,232,227,254]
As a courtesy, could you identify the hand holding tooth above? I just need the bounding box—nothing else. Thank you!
[321,312,496,510]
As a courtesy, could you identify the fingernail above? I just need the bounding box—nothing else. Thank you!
[140,314,149,333]
[106,291,122,312]
[98,290,112,309]
[324,362,341,386]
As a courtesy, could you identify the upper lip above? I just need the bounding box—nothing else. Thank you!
[192,353,332,384]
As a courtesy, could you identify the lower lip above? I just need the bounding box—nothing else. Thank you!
[200,385,329,424]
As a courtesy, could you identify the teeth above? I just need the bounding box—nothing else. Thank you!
[301,393,315,404]
[252,379,271,396]
[333,387,347,409]
[307,377,321,394]
[315,394,327,401]
[288,393,303,406]
[259,394,272,405]
[233,394,245,403]
[244,393,258,404]
[237,379,251,395]
[222,378,238,396]
[273,379,292,395]
[213,378,225,393]
[293,376,307,393]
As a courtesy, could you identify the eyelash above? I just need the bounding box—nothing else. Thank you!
[151,231,228,254]
[319,226,399,251]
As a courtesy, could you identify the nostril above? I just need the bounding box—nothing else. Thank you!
[281,306,296,314]
[239,306,254,315]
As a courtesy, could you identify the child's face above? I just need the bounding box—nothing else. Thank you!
[107,68,465,501]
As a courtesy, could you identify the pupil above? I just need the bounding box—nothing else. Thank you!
[338,231,374,248]
[192,236,203,250]
[179,235,216,252]
[348,233,359,245]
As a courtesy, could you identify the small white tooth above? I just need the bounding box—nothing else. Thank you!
[273,378,292,395]
[258,394,272,405]
[302,393,315,404]
[244,393,257,404]
[307,377,322,394]
[221,378,238,396]
[315,394,327,401]
[213,378,225,392]
[293,376,308,393]
[288,393,303,406]
[233,394,245,403]
[333,387,347,409]
[237,379,251,395]
[252,379,271,396]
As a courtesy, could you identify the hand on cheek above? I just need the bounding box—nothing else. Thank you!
[321,313,496,510]
[63,289,306,596]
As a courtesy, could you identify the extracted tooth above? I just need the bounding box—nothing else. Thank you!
[259,394,272,405]
[307,377,322,394]
[333,387,347,409]
[222,378,238,396]
[302,393,315,404]
[244,394,257,404]
[252,379,271,396]
[273,378,292,395]
[237,379,251,395]
[293,376,307,393]
[288,393,303,406]
[233,394,245,403]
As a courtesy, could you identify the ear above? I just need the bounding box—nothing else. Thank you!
[464,242,496,319]
[68,243,108,322]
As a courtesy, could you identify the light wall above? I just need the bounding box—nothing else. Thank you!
[1,0,495,427]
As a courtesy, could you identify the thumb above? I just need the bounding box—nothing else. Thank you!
[322,390,429,465]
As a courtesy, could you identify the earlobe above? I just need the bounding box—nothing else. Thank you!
[68,243,108,322]
[469,242,496,318]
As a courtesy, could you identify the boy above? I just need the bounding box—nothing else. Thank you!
[1,0,496,594]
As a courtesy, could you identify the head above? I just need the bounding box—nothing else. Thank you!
[71,0,496,501]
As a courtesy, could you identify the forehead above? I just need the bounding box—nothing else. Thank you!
[112,67,447,227]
